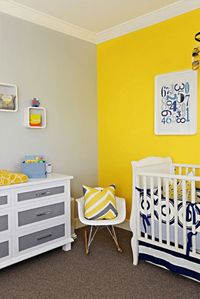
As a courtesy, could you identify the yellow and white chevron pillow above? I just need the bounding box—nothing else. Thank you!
[83,185,118,220]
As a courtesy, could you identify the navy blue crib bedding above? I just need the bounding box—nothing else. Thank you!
[135,187,200,282]
[136,187,200,235]
[138,240,200,282]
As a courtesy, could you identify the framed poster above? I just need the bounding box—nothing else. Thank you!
[154,70,198,135]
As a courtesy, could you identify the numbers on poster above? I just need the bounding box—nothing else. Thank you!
[160,82,191,125]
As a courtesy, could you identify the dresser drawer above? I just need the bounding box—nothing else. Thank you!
[19,224,65,251]
[0,241,9,259]
[0,195,8,206]
[17,186,65,202]
[18,202,65,226]
[0,215,8,232]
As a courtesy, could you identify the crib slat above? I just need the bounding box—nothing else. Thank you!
[185,167,189,175]
[165,178,170,246]
[143,176,148,240]
[171,165,175,174]
[191,180,196,254]
[136,175,141,240]
[173,178,178,250]
[150,177,155,242]
[158,177,162,244]
[179,166,182,175]
[182,180,187,252]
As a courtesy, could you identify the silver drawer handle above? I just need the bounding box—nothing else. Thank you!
[37,234,52,241]
[36,211,52,217]
[35,191,51,197]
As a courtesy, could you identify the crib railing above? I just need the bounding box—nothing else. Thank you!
[173,163,200,176]
[136,171,200,260]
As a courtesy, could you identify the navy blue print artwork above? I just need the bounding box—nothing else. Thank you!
[154,70,198,135]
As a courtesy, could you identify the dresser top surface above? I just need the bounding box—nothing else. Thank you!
[0,173,73,191]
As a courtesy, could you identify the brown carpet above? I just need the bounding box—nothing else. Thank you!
[0,228,199,299]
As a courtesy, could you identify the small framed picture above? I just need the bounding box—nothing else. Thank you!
[0,83,18,112]
[154,70,198,135]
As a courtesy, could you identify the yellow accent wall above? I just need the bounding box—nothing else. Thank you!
[97,9,200,218]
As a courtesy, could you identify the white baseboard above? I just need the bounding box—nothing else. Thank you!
[74,218,85,229]
[74,218,131,232]
[115,219,131,231]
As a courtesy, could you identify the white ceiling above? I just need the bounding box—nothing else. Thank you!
[12,0,181,32]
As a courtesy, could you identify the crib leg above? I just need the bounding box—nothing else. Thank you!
[131,235,139,265]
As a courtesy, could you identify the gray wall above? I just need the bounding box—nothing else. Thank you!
[0,13,97,197]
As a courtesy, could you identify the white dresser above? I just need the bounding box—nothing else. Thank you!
[0,173,73,269]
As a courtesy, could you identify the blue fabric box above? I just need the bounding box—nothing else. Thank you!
[21,155,47,178]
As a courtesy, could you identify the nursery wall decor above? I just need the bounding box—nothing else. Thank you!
[154,70,198,135]
[0,83,18,112]
[24,98,46,128]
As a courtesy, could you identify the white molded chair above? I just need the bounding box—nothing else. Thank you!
[76,196,126,254]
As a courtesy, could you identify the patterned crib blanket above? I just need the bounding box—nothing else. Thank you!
[136,187,200,229]
[136,187,200,255]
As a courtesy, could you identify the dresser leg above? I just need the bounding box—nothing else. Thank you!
[62,243,71,251]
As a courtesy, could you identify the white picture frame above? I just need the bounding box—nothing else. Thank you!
[154,70,198,135]
[0,83,18,112]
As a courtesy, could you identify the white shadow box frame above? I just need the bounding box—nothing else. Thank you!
[154,70,198,135]
[0,83,18,112]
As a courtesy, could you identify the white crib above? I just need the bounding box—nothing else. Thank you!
[130,157,200,282]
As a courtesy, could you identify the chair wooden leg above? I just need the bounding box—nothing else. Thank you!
[84,226,99,254]
[112,226,123,253]
[107,226,123,253]
[84,229,89,254]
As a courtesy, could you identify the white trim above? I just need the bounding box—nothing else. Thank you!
[96,0,200,43]
[115,219,131,231]
[74,218,85,230]
[0,0,96,44]
[0,0,199,44]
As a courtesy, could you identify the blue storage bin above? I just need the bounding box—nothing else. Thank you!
[21,162,47,179]
[21,160,47,178]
